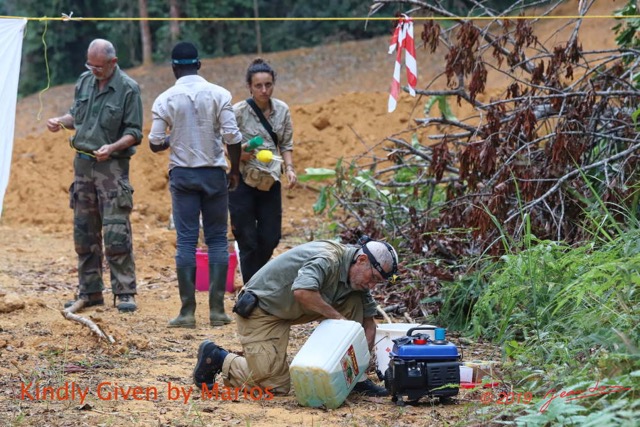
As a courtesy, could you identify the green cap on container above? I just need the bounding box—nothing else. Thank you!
[245,136,264,151]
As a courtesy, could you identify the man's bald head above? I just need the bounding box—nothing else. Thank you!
[358,240,399,282]
[88,39,116,60]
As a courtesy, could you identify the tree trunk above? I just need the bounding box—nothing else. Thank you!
[169,0,180,44]
[138,0,153,65]
[215,23,225,56]
[254,0,262,54]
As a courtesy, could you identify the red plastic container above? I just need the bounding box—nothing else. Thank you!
[227,250,238,292]
[195,247,237,293]
[195,248,209,292]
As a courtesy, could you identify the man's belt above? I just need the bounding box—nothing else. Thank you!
[76,152,95,161]
[76,152,130,161]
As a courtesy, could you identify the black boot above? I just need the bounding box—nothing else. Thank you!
[209,263,231,326]
[193,340,228,388]
[352,378,389,397]
[168,267,197,328]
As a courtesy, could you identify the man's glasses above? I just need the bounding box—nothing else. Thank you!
[85,61,111,72]
[85,63,104,72]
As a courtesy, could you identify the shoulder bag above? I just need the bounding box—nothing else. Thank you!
[242,98,280,191]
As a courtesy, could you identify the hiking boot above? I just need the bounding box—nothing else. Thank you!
[63,293,104,312]
[116,294,137,313]
[193,340,228,388]
[351,378,389,397]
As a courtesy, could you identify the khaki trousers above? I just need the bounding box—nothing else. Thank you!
[221,294,364,395]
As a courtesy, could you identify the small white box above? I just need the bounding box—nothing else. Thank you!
[459,365,473,383]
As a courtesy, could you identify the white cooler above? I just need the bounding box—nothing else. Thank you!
[290,319,370,409]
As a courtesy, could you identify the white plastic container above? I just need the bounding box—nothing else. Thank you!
[459,365,474,383]
[290,319,370,409]
[374,323,436,374]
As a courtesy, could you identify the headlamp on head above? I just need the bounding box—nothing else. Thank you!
[172,58,199,65]
[358,235,399,285]
[171,42,200,66]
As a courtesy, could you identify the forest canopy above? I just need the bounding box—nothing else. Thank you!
[1,0,539,96]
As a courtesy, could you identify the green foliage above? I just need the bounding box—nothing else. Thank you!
[448,230,640,424]
[436,184,640,424]
[436,268,491,330]
[258,0,392,51]
[613,0,640,53]
[614,0,640,97]
[8,0,395,97]
[7,0,539,97]
[305,151,447,231]
[471,240,575,342]
[302,2,640,423]
[472,233,639,352]
[297,168,336,183]
[424,95,457,121]
[514,375,640,427]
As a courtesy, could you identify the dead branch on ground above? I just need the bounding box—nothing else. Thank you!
[61,309,115,344]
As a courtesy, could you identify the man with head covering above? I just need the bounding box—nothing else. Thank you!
[192,237,400,397]
[46,39,143,313]
[148,41,242,328]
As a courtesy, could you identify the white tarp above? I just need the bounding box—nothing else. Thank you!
[0,18,27,218]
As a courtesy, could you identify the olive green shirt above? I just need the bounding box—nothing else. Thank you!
[233,98,293,182]
[244,240,377,319]
[69,66,143,157]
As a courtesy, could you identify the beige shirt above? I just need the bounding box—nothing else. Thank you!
[233,98,293,182]
[149,75,242,170]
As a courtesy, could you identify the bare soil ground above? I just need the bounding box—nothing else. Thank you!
[0,2,618,425]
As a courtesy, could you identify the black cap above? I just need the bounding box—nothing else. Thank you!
[171,42,199,65]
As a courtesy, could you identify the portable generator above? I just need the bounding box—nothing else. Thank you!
[382,326,461,406]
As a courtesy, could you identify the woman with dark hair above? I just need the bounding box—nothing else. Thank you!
[229,58,297,284]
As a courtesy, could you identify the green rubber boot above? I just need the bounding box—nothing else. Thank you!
[168,267,197,328]
[209,263,231,326]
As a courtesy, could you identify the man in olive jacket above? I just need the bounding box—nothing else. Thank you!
[46,39,143,313]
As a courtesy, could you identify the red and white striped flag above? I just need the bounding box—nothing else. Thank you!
[388,15,417,113]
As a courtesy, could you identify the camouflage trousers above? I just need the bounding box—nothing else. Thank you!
[69,155,137,297]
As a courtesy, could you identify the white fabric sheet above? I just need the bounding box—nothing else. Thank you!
[0,18,27,218]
